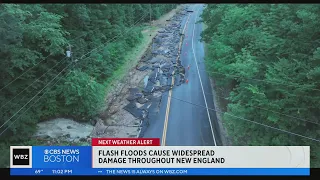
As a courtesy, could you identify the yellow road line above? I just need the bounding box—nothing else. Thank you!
[161,77,174,145]
[161,7,193,146]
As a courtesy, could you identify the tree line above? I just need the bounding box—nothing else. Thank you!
[201,4,320,167]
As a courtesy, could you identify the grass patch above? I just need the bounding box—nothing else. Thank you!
[104,25,158,95]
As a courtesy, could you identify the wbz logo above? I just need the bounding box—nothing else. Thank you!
[10,146,32,168]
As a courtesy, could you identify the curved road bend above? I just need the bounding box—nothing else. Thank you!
[143,4,222,146]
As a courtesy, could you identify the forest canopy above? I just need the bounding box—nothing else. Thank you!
[201,4,320,167]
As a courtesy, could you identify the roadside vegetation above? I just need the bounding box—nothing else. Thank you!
[201,4,320,167]
[0,4,177,167]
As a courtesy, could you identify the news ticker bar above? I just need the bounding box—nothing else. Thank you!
[11,168,310,176]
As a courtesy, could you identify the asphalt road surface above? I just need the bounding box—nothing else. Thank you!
[143,4,222,146]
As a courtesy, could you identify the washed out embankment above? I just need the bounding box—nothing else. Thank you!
[90,6,191,139]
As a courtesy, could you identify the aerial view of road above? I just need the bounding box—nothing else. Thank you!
[143,4,222,146]
[2,3,319,168]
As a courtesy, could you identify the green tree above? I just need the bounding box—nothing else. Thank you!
[202,4,320,167]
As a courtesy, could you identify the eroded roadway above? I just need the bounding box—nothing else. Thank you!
[143,4,222,146]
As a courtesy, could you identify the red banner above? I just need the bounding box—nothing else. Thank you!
[91,138,160,146]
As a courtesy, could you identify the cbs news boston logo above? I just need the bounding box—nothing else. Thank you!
[10,146,32,168]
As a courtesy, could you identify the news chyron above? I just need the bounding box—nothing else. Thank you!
[9,139,310,176]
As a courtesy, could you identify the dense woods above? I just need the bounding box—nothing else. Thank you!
[0,4,176,167]
[201,4,320,167]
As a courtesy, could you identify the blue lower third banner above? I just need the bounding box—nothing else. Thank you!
[11,168,310,175]
[10,145,310,176]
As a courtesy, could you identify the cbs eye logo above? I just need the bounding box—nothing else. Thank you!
[10,146,32,168]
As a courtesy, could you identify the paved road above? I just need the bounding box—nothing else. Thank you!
[143,4,222,146]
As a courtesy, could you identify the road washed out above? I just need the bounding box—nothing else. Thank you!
[124,8,192,137]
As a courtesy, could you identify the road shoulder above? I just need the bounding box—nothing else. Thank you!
[202,23,232,146]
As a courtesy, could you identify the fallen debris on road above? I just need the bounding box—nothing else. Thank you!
[91,6,190,139]
[121,8,191,137]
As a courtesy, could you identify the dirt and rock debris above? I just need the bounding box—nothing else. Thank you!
[90,7,192,139]
[34,118,94,143]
